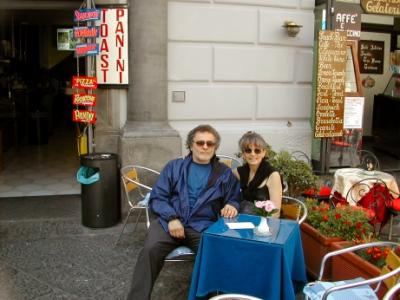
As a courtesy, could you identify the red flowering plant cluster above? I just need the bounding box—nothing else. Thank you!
[305,198,374,241]
[357,243,391,268]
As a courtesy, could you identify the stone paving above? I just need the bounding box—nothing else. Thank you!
[3,193,399,300]
[0,195,193,300]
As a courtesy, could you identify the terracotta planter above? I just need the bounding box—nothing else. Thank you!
[300,222,343,279]
[330,241,388,298]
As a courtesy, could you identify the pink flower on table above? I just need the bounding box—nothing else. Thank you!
[255,200,267,209]
[254,200,278,217]
[264,201,276,212]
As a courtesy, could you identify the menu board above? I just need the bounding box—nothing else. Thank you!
[359,40,384,74]
[314,31,347,138]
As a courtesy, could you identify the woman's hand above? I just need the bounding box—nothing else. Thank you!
[221,204,238,218]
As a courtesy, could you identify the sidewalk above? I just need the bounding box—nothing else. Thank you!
[0,195,192,300]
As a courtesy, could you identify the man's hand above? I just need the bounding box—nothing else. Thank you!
[168,219,185,239]
[220,204,238,218]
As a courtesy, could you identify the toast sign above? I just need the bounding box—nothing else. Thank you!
[96,8,129,85]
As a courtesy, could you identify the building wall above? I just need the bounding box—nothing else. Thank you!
[167,0,315,156]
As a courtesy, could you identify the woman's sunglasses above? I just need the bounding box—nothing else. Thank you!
[243,148,263,154]
[194,140,216,147]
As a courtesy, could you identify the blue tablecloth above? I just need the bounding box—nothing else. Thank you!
[188,214,307,300]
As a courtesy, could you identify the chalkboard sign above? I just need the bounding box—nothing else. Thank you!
[359,40,384,74]
[314,30,347,138]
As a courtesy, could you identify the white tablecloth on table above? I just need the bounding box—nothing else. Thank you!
[332,168,399,205]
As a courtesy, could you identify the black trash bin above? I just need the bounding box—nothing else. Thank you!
[79,153,120,228]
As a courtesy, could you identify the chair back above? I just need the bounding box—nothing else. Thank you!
[346,178,392,229]
[313,241,400,300]
[381,249,400,291]
[291,150,311,165]
[217,154,242,169]
[280,196,307,224]
[383,282,400,300]
[356,150,380,171]
[121,165,160,208]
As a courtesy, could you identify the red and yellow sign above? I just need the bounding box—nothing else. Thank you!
[73,93,97,106]
[72,109,96,124]
[72,76,98,89]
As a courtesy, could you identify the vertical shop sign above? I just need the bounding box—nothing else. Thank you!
[96,7,129,85]
[314,31,347,138]
[333,2,362,41]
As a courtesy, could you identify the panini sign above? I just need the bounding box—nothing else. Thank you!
[361,0,400,16]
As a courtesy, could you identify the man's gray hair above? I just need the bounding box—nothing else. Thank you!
[185,124,221,150]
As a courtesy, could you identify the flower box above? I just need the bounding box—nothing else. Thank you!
[300,222,343,279]
[330,241,388,298]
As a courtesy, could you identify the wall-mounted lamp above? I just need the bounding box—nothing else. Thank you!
[282,21,302,37]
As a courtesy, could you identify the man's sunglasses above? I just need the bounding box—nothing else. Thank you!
[194,140,216,147]
[243,148,263,154]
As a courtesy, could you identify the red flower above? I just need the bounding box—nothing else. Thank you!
[319,185,331,196]
[322,215,329,222]
[303,188,316,196]
[335,213,341,219]
[355,221,362,229]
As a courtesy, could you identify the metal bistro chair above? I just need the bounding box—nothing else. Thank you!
[346,178,396,239]
[291,150,311,166]
[216,154,242,169]
[355,149,380,171]
[115,165,160,245]
[117,164,195,261]
[383,282,400,300]
[280,196,308,224]
[304,241,400,300]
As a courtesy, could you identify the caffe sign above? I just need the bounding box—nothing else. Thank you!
[361,0,400,16]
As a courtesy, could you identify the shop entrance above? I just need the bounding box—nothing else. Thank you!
[313,1,400,173]
[0,3,83,197]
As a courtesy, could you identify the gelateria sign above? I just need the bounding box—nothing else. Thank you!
[361,0,400,16]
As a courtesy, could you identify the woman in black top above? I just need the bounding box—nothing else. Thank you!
[233,131,282,217]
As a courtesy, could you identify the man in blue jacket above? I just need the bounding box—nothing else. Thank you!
[127,124,241,300]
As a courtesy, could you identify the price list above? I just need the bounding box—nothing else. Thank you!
[314,30,347,138]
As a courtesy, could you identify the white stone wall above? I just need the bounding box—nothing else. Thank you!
[167,0,315,157]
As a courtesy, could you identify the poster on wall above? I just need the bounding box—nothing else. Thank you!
[343,96,365,129]
[57,29,77,51]
[95,7,129,85]
[359,40,384,74]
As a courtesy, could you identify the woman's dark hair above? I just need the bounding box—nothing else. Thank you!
[185,124,221,150]
[238,131,270,153]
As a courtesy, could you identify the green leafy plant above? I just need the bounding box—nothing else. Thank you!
[268,150,318,197]
[305,198,373,242]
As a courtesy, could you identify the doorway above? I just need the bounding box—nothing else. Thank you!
[0,5,82,197]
